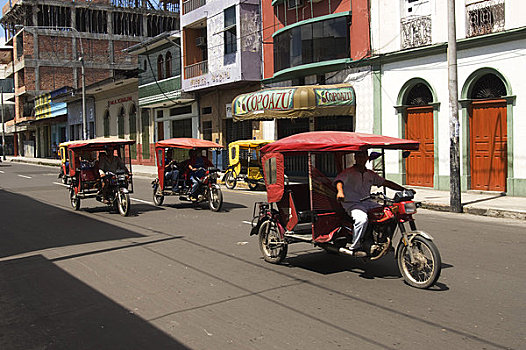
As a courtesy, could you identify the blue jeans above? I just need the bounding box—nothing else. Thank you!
[190,169,206,196]
[165,169,180,187]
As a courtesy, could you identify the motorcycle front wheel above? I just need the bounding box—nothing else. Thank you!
[247,180,258,191]
[208,186,223,212]
[153,185,164,206]
[397,235,441,289]
[224,171,237,190]
[258,220,287,264]
[117,191,130,216]
[70,189,80,210]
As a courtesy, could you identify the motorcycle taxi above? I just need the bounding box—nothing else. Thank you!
[67,138,135,216]
[250,131,441,289]
[152,138,223,212]
[223,139,274,190]
[58,140,83,184]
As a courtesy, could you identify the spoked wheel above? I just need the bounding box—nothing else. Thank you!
[247,181,258,191]
[208,186,223,212]
[224,171,237,189]
[153,186,164,206]
[397,236,441,289]
[117,192,131,216]
[70,189,80,210]
[258,220,288,264]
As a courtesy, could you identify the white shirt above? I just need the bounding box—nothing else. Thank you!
[334,166,385,211]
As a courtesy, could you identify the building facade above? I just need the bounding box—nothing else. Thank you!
[181,0,263,167]
[371,0,526,196]
[1,0,179,157]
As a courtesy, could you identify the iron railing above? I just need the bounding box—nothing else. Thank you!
[184,60,208,79]
[183,0,206,15]
[401,16,432,49]
[466,0,505,37]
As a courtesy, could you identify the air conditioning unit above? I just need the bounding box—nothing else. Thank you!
[288,0,304,9]
[196,36,207,47]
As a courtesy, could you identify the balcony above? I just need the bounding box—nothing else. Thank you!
[184,60,208,79]
[183,0,206,15]
[466,0,505,38]
[401,16,432,49]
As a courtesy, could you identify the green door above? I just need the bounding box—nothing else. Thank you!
[141,109,150,159]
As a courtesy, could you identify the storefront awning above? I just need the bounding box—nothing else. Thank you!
[232,84,356,121]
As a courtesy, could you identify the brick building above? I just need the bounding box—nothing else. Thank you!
[1,0,179,157]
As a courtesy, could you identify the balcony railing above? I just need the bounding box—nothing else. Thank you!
[184,60,208,79]
[183,0,206,15]
[466,0,505,37]
[401,16,432,49]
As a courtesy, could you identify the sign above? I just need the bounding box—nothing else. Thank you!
[314,87,355,107]
[233,88,295,116]
[108,96,132,107]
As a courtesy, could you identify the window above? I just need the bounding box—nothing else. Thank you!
[224,6,237,55]
[103,110,110,137]
[288,0,304,9]
[202,106,212,115]
[202,121,212,141]
[157,54,164,80]
[170,105,192,116]
[274,17,349,73]
[166,51,172,78]
[143,60,147,72]
[172,119,193,138]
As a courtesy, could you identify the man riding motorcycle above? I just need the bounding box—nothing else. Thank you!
[98,147,129,203]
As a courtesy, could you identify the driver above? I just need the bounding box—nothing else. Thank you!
[98,147,128,202]
[186,148,213,200]
[334,150,410,257]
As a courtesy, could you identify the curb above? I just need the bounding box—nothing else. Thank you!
[9,158,60,167]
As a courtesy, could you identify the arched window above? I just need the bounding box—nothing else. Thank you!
[165,51,172,78]
[157,55,164,80]
[470,74,506,99]
[405,83,433,106]
[118,107,125,138]
[103,110,110,137]
[143,59,147,72]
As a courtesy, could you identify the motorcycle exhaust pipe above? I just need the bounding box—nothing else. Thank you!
[338,247,356,256]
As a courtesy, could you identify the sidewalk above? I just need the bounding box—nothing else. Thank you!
[6,156,526,220]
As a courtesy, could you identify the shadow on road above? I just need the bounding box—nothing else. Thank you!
[0,254,189,350]
[0,189,144,258]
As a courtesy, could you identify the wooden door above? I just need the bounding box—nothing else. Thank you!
[405,106,434,187]
[157,121,164,141]
[470,100,507,191]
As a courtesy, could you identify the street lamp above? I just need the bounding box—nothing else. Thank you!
[15,25,87,140]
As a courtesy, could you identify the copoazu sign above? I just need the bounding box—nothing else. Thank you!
[233,88,296,116]
[314,87,355,107]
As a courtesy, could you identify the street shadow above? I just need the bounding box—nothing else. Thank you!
[0,254,189,350]
[284,250,401,279]
[221,201,248,212]
[0,189,145,258]
[462,193,506,206]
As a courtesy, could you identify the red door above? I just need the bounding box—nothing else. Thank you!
[470,100,507,191]
[405,106,434,187]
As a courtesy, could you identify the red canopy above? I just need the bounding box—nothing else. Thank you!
[67,138,135,150]
[260,131,419,154]
[155,138,223,149]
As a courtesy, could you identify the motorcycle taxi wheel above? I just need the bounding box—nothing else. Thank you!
[208,186,223,212]
[153,186,164,206]
[224,171,237,190]
[258,220,288,264]
[117,191,131,217]
[70,189,80,210]
[397,235,441,289]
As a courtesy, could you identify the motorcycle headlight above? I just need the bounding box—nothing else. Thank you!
[403,202,417,214]
[118,175,126,181]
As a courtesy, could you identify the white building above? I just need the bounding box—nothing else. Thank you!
[370,0,526,196]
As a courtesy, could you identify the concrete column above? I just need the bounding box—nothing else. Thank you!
[71,5,78,87]
[108,11,114,69]
[32,5,39,92]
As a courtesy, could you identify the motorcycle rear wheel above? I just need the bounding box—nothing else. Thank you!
[224,171,236,190]
[258,220,287,264]
[70,189,80,210]
[208,186,223,212]
[153,186,164,206]
[117,192,130,217]
[397,236,441,289]
[247,181,258,191]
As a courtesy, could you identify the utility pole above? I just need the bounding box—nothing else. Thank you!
[80,56,87,140]
[1,87,5,160]
[448,0,462,212]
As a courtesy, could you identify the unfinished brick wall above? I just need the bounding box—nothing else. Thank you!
[39,66,74,91]
[39,35,74,60]
[22,32,34,59]
[85,38,110,63]
[114,40,137,64]
[84,69,111,86]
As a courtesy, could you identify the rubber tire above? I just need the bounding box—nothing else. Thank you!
[117,192,131,217]
[208,186,223,212]
[247,181,258,191]
[70,189,80,210]
[224,171,237,190]
[153,186,164,206]
[258,220,288,264]
[397,235,441,289]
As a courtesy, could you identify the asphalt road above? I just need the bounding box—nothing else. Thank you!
[0,162,524,350]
